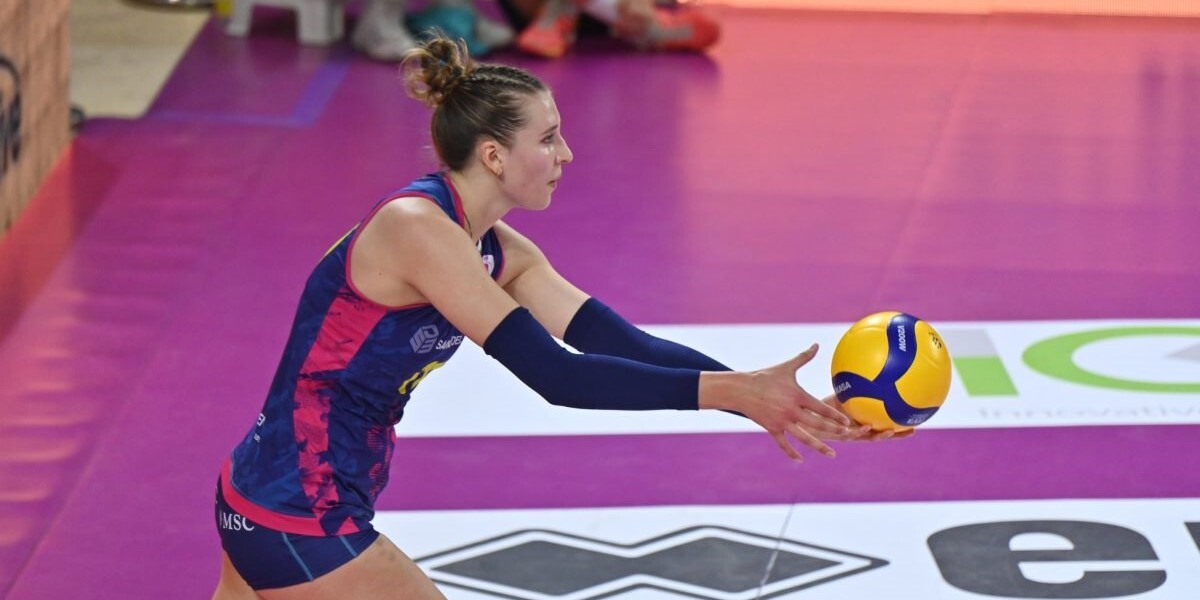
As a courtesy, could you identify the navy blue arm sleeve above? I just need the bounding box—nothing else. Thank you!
[482,307,701,411]
[562,298,752,420]
[564,298,732,372]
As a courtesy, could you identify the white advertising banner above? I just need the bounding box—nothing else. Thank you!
[399,319,1200,436]
[377,498,1200,600]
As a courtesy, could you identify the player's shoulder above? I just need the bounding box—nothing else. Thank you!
[358,196,463,262]
[373,195,456,232]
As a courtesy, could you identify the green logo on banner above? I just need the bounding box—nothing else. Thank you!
[1023,327,1200,393]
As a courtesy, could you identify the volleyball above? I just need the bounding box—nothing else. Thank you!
[830,311,952,432]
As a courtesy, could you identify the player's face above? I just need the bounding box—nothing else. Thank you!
[502,91,572,210]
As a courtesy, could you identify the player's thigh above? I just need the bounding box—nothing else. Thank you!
[257,535,446,600]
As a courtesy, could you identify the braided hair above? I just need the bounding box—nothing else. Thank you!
[403,35,547,170]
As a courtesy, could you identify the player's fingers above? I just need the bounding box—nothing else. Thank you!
[788,423,836,458]
[831,423,875,441]
[820,397,867,438]
[865,428,915,442]
[797,408,850,438]
[772,432,804,462]
[822,394,852,417]
[786,344,819,371]
[797,389,852,426]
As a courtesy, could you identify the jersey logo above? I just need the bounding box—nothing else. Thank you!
[410,325,439,354]
[436,335,464,351]
[218,510,256,532]
[482,254,495,275]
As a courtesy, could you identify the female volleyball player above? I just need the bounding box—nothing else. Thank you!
[211,35,898,600]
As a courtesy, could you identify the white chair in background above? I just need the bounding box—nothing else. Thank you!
[225,0,347,45]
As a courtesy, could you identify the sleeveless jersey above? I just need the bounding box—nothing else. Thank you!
[223,173,504,536]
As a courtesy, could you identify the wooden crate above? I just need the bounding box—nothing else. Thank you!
[0,0,70,238]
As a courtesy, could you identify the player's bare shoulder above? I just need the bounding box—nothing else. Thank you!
[353,196,472,290]
[367,196,469,256]
[373,195,454,234]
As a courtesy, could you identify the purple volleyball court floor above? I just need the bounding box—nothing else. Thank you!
[1,7,1198,600]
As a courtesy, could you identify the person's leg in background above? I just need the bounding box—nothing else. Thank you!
[352,0,417,60]
[353,0,515,61]
[510,0,719,59]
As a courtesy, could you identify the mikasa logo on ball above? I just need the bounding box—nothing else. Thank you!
[897,324,907,352]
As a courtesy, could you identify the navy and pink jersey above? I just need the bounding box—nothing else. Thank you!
[223,173,504,537]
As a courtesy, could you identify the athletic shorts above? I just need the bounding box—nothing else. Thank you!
[214,478,380,590]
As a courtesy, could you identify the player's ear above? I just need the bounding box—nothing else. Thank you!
[478,138,505,178]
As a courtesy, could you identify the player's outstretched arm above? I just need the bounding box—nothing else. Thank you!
[493,221,862,458]
[496,221,729,371]
[382,213,852,460]
[564,298,732,371]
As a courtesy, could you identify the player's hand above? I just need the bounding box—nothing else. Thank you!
[816,393,916,442]
[736,344,854,462]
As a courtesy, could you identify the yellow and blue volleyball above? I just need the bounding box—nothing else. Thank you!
[831,311,952,432]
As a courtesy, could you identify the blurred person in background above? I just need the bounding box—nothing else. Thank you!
[500,0,720,58]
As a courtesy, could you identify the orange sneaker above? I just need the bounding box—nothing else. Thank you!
[637,6,720,52]
[516,5,581,58]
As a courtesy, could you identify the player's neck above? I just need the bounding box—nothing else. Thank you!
[447,169,511,241]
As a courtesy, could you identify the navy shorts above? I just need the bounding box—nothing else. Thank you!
[214,479,380,590]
